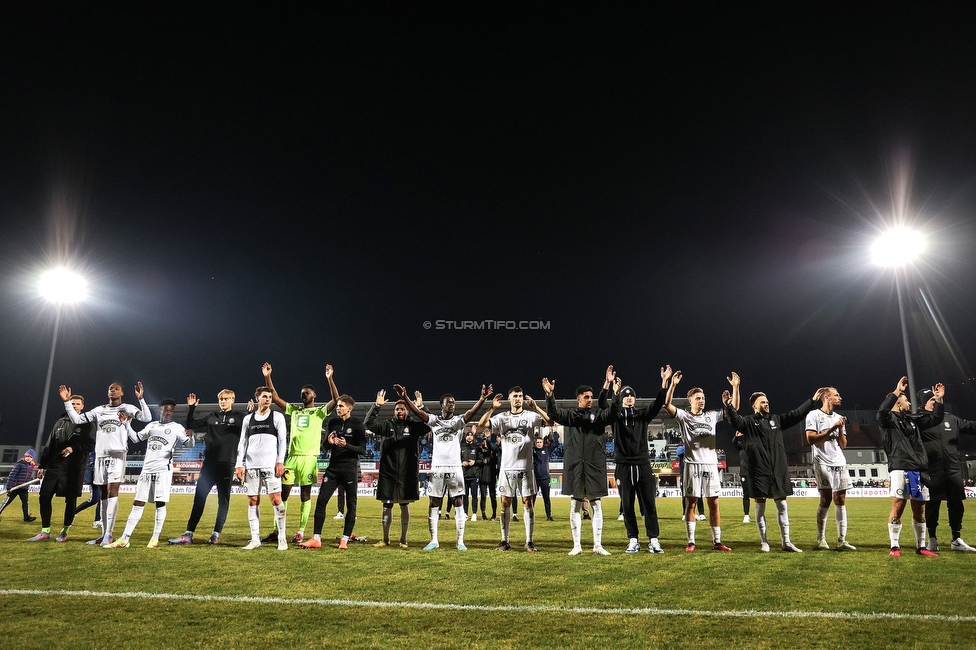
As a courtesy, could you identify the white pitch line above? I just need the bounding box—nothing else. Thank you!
[1,589,975,623]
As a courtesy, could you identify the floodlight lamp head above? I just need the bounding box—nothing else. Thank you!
[39,268,87,304]
[871,227,925,268]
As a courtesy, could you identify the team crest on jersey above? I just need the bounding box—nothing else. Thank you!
[404,427,410,435]
[229,418,235,424]
[439,434,454,443]
[346,428,352,434]
[509,434,523,444]
[589,413,595,422]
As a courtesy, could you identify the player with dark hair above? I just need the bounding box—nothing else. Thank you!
[364,389,432,548]
[301,395,367,550]
[877,376,944,557]
[58,381,151,547]
[543,374,614,556]
[479,386,551,551]
[109,399,194,548]
[261,363,339,544]
[400,385,491,551]
[724,379,825,552]
[235,387,289,550]
[27,393,94,542]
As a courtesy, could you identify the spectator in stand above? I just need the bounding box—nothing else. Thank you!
[461,428,484,520]
[1,450,38,522]
[534,431,558,521]
[479,433,498,521]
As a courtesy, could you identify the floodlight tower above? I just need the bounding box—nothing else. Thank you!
[35,268,87,451]
[871,227,925,405]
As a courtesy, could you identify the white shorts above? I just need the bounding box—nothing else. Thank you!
[134,470,173,503]
[683,463,721,498]
[814,463,851,492]
[498,469,537,498]
[889,470,929,501]
[244,467,282,496]
[94,454,125,485]
[428,466,465,499]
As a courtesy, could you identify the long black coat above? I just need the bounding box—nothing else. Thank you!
[38,415,94,498]
[725,399,815,499]
[921,412,976,501]
[547,395,614,498]
[365,405,430,503]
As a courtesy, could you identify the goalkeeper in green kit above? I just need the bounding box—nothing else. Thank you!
[262,362,339,543]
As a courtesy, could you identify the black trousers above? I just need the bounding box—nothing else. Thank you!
[186,461,235,534]
[616,463,659,539]
[313,468,358,537]
[479,479,497,517]
[537,477,552,517]
[464,477,479,515]
[926,498,965,539]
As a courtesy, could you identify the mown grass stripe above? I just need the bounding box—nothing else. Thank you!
[2,589,974,623]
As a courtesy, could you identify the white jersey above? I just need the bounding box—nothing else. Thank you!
[490,410,541,471]
[426,413,466,467]
[236,410,287,469]
[674,408,722,465]
[65,399,151,455]
[805,409,847,466]
[130,420,194,472]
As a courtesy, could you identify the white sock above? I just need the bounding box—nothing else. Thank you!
[755,501,768,544]
[400,504,410,542]
[501,503,512,543]
[570,500,582,548]
[106,496,119,536]
[836,505,847,542]
[524,503,534,543]
[429,506,440,545]
[711,526,721,544]
[912,520,926,548]
[775,499,790,544]
[686,521,696,544]
[816,505,829,540]
[274,503,287,538]
[455,505,466,544]
[152,505,166,539]
[888,521,903,548]
[247,505,260,541]
[591,499,604,548]
[100,498,109,532]
[122,504,144,540]
[382,506,393,543]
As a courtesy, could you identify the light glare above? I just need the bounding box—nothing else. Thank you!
[871,228,925,267]
[39,268,87,303]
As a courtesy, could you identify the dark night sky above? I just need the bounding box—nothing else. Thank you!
[2,5,976,444]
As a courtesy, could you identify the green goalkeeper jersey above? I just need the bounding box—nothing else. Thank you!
[284,403,330,456]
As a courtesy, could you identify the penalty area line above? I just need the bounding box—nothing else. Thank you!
[1,589,975,623]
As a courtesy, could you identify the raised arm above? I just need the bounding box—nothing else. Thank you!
[273,413,287,477]
[462,384,493,423]
[324,364,338,412]
[778,388,824,430]
[262,363,289,411]
[525,395,552,426]
[184,393,209,429]
[364,390,387,434]
[131,382,151,421]
[394,384,429,423]
[663,370,681,417]
[543,378,577,426]
[598,366,615,409]
[479,394,503,429]
[59,385,91,424]
[722,390,748,430]
[727,372,741,411]
[915,383,946,430]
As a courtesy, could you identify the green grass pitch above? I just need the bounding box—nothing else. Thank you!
[2,493,974,649]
